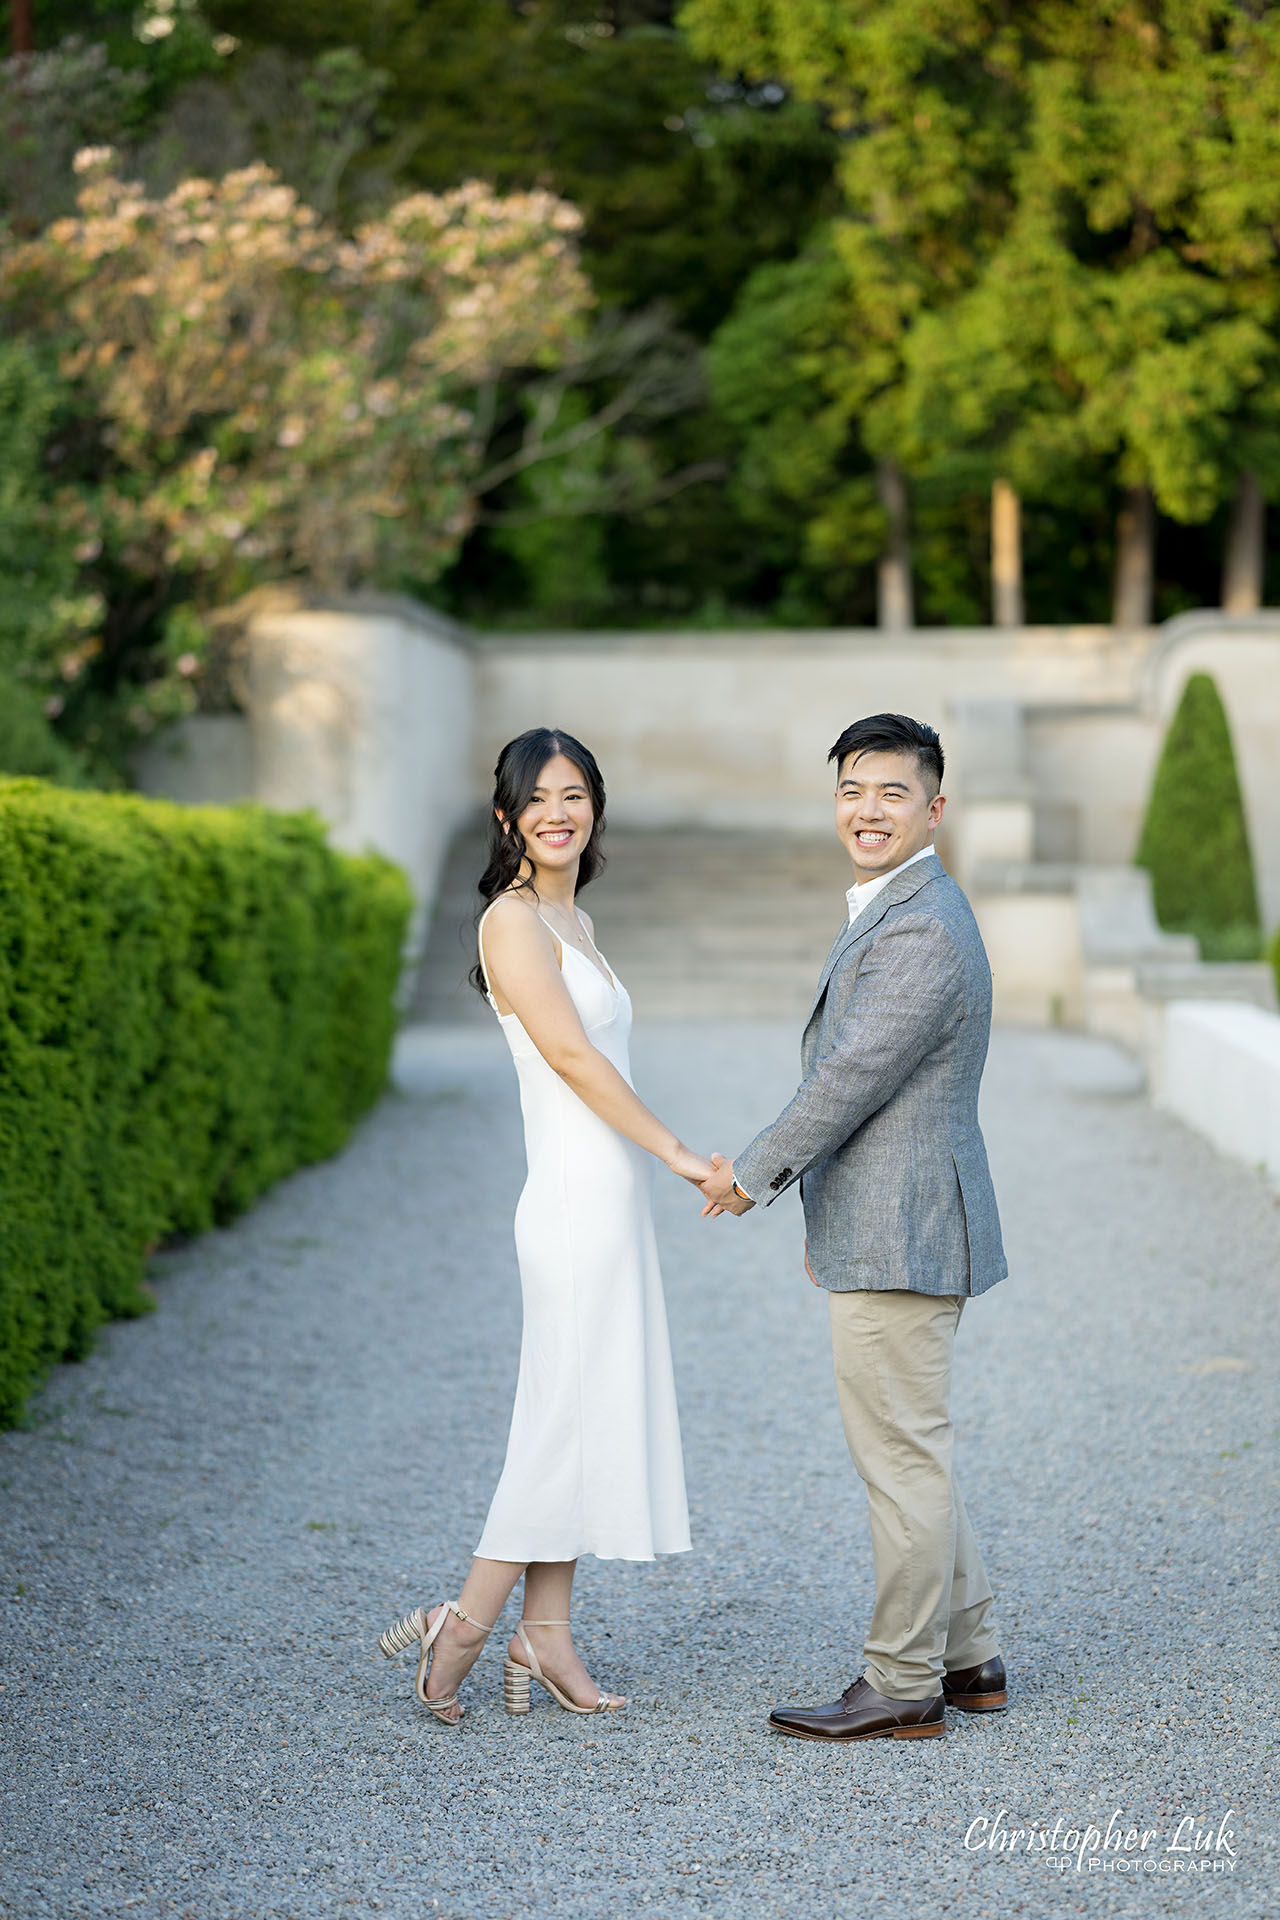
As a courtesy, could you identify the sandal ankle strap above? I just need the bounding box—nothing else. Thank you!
[450,1601,495,1633]
[519,1618,571,1626]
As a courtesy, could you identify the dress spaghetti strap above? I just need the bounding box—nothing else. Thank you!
[476,902,502,1011]
[477,898,569,1017]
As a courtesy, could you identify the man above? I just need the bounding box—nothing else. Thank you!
[700,712,1008,1742]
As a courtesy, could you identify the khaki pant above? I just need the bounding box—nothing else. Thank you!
[828,1289,999,1700]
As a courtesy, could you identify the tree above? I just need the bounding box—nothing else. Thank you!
[683,0,1034,623]
[688,0,1280,627]
[891,3,1280,623]
[1016,5,1280,618]
[0,0,234,223]
[0,155,591,769]
[0,672,89,781]
[0,336,100,775]
[0,37,148,228]
[201,0,839,335]
[706,236,883,623]
[1135,672,1261,960]
[187,0,840,623]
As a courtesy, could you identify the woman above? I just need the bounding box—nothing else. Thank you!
[376,727,708,1723]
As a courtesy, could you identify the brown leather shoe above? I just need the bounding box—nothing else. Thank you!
[942,1655,1007,1712]
[769,1676,945,1743]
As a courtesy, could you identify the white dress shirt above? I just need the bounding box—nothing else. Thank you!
[846,844,937,925]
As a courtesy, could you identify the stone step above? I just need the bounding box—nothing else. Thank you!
[410,826,851,1023]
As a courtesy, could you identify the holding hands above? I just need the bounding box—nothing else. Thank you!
[666,1142,715,1186]
[664,1144,755,1219]
[699,1152,755,1219]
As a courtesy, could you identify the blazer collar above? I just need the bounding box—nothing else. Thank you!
[807,856,944,1025]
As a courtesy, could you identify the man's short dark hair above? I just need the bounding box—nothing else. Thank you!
[828,713,944,795]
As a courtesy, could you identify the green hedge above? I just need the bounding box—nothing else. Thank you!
[0,780,412,1426]
[1135,671,1262,961]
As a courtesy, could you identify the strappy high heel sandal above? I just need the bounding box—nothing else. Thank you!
[374,1601,495,1726]
[502,1619,626,1716]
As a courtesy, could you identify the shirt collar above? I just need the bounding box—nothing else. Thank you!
[846,844,937,923]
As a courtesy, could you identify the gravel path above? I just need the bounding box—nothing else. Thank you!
[1,1023,1276,1920]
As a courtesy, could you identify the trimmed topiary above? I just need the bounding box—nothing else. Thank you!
[0,782,411,1426]
[1135,672,1261,961]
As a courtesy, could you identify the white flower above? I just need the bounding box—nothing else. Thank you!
[73,146,116,175]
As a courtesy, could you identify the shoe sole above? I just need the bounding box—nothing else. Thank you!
[944,1691,1008,1713]
[768,1719,945,1742]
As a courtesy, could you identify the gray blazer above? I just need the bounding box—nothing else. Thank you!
[734,856,1007,1296]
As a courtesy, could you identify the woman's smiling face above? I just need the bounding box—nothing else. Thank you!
[510,752,595,874]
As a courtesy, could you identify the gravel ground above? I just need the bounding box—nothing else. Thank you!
[1,1022,1276,1920]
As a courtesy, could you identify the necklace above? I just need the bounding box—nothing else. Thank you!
[539,899,586,944]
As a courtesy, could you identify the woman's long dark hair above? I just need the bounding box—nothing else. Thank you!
[470,726,607,996]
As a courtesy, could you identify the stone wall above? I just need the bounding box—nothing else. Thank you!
[133,601,1280,1009]
[133,591,474,956]
[475,613,1280,925]
[1158,1000,1280,1182]
[473,623,1151,840]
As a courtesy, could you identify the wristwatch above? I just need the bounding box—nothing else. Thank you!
[732,1179,751,1202]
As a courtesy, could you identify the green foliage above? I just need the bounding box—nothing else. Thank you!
[0,36,148,228]
[0,159,590,774]
[0,675,90,784]
[683,0,1280,621]
[1135,673,1261,961]
[0,781,411,1426]
[139,43,395,219]
[0,338,104,711]
[203,0,839,335]
[896,4,1280,532]
[11,0,1280,628]
[190,1,840,625]
[707,235,882,621]
[0,12,231,228]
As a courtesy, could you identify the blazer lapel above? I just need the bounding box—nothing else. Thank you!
[804,858,944,1027]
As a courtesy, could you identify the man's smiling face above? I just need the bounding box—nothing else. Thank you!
[835,747,946,883]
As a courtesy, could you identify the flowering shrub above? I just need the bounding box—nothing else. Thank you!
[0,155,589,765]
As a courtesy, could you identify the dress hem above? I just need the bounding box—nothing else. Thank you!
[474,1536,692,1564]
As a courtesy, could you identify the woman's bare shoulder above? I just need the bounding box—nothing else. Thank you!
[483,891,555,952]
[484,888,539,923]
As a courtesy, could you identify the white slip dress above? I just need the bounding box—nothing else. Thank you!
[474,904,691,1563]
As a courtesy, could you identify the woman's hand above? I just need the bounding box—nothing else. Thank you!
[666,1143,714,1187]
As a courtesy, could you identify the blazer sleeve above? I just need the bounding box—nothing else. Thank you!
[734,917,964,1205]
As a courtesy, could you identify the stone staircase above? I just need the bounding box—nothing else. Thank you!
[410,826,853,1023]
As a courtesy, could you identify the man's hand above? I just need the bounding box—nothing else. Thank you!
[700,1152,755,1219]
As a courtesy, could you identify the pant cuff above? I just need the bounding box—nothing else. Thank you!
[942,1636,1002,1673]
[864,1664,943,1703]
